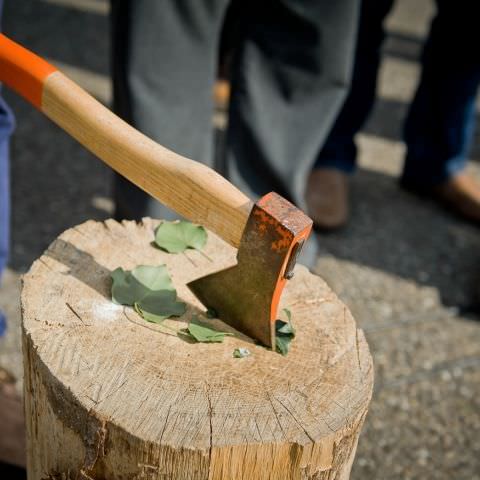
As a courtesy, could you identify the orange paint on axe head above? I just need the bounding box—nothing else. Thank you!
[0,34,56,109]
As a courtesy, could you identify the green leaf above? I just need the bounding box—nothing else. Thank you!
[233,347,251,358]
[111,265,174,306]
[136,307,183,325]
[275,332,292,356]
[275,309,295,356]
[186,317,232,343]
[131,265,175,291]
[134,301,169,324]
[277,322,295,335]
[154,221,207,253]
[111,267,141,306]
[135,294,186,325]
[138,292,186,318]
[111,265,185,323]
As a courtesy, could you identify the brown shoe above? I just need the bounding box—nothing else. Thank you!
[433,172,480,224]
[213,79,231,110]
[305,168,349,230]
[0,369,26,468]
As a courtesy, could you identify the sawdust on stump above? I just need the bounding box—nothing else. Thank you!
[21,218,373,480]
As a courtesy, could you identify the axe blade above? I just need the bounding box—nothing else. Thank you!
[188,192,312,348]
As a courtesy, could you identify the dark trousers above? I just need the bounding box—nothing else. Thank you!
[316,0,480,189]
[110,0,360,220]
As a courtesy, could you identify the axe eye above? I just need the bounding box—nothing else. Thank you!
[284,239,305,280]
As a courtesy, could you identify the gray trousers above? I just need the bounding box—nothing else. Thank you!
[111,0,359,221]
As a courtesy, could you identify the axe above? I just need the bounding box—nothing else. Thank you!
[0,34,312,348]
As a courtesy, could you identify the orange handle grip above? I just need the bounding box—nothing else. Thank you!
[0,34,57,109]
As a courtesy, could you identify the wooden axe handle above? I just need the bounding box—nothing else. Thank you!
[0,34,252,247]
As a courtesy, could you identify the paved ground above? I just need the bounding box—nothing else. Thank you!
[1,1,480,479]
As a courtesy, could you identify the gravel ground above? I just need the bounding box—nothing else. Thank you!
[0,1,479,479]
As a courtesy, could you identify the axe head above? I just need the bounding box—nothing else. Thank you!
[187,192,313,348]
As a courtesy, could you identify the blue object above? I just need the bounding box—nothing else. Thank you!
[0,0,15,337]
[0,95,14,339]
[315,0,480,189]
[0,309,6,337]
[0,0,15,278]
[0,96,14,278]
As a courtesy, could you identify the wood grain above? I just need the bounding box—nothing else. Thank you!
[22,219,373,479]
[42,72,252,247]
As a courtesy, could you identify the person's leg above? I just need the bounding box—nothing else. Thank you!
[0,178,25,464]
[0,97,13,336]
[402,0,480,190]
[110,0,229,220]
[0,106,10,278]
[306,0,394,229]
[0,3,24,469]
[0,0,14,333]
[225,0,360,210]
[0,91,15,337]
[314,0,395,174]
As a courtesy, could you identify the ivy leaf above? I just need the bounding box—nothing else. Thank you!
[233,347,251,358]
[111,265,185,323]
[185,317,232,343]
[275,308,295,356]
[154,221,207,253]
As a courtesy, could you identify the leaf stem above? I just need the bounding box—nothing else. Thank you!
[197,249,213,262]
[182,251,198,267]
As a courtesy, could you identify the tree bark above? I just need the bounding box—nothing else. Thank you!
[21,219,373,480]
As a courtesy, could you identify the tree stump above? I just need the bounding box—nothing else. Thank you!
[21,219,373,480]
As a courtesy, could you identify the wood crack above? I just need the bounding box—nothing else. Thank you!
[267,392,287,439]
[158,404,172,444]
[205,382,213,471]
[275,396,315,444]
[355,328,363,373]
[65,302,91,326]
[80,417,107,478]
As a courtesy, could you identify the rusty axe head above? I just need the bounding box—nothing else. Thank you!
[188,192,312,348]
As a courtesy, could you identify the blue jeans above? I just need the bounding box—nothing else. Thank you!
[0,94,14,271]
[0,0,14,279]
[315,0,480,189]
[0,0,13,335]
[0,94,13,336]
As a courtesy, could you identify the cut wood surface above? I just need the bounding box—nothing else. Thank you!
[21,219,373,480]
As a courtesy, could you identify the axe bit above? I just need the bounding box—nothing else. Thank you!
[188,192,311,348]
[0,34,313,349]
